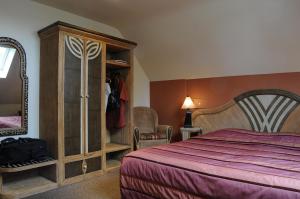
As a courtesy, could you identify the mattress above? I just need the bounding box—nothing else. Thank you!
[120,129,300,199]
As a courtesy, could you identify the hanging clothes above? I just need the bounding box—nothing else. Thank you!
[106,73,128,129]
[105,83,111,112]
[117,79,128,128]
[106,84,119,129]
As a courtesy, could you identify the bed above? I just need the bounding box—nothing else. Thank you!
[121,89,300,199]
[0,116,21,128]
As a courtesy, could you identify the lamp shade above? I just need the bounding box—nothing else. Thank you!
[181,96,195,109]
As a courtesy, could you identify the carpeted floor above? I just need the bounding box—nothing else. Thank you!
[26,170,120,199]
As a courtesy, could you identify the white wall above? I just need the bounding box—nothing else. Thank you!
[121,0,300,81]
[0,0,149,139]
[133,57,150,106]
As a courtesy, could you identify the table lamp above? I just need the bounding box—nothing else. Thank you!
[181,96,195,128]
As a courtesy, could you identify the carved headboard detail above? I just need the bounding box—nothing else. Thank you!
[192,89,300,134]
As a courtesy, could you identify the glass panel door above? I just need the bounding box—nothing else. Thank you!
[86,157,102,173]
[85,40,102,153]
[65,160,84,179]
[64,35,84,156]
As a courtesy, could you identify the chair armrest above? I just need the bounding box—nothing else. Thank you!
[157,125,173,143]
[133,127,140,144]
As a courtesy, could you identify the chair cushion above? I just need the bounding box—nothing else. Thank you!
[140,132,167,140]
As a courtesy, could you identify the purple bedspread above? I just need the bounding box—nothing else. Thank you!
[0,116,21,128]
[120,129,300,199]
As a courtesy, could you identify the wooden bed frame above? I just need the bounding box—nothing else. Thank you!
[192,89,300,134]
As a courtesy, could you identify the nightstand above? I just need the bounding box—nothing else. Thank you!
[180,127,202,141]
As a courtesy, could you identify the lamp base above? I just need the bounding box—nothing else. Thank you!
[183,110,193,128]
[183,124,193,128]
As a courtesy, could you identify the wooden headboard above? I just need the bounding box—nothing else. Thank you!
[192,89,300,134]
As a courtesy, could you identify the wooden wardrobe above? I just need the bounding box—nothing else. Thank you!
[38,21,136,186]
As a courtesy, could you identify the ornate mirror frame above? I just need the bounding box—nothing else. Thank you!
[0,37,28,136]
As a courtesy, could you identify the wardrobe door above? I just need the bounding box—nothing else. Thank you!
[85,40,102,153]
[65,160,84,179]
[64,35,84,156]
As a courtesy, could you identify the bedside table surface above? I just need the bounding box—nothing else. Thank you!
[180,127,202,141]
[180,127,202,132]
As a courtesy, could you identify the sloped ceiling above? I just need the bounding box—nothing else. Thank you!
[33,0,300,81]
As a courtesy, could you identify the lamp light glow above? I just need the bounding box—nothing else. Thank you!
[181,96,195,109]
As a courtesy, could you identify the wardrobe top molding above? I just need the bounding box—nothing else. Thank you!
[38,21,137,48]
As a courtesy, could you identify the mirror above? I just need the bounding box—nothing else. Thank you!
[0,37,28,136]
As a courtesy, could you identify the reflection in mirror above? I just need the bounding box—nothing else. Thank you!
[0,45,22,129]
[0,37,28,136]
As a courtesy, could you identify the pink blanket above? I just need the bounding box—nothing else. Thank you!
[0,116,21,128]
[121,129,300,199]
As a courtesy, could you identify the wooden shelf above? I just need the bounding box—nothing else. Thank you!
[1,176,58,199]
[0,160,57,173]
[106,60,130,69]
[106,43,130,53]
[106,160,121,171]
[105,143,131,153]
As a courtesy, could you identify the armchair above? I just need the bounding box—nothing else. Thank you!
[133,107,173,149]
